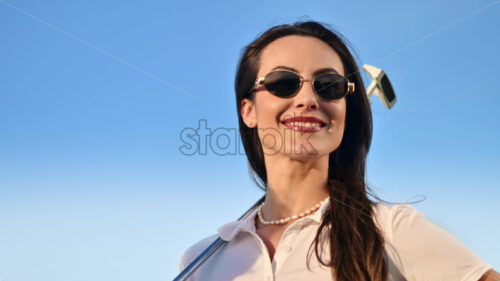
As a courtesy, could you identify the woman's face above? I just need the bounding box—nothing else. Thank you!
[241,35,347,160]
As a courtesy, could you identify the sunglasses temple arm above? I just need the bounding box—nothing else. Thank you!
[172,195,266,281]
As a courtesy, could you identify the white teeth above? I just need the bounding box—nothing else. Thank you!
[285,121,322,127]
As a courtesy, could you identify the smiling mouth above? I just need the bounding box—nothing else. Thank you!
[281,117,327,132]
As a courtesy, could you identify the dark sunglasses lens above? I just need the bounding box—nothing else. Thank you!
[264,71,300,97]
[314,73,347,100]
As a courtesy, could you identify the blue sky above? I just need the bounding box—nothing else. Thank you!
[1,0,499,280]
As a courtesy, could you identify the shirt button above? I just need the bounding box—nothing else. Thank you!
[284,246,292,253]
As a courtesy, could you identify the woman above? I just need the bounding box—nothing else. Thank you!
[179,21,498,281]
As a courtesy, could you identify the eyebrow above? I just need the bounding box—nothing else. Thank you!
[271,65,340,76]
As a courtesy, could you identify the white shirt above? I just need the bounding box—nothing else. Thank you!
[179,199,492,280]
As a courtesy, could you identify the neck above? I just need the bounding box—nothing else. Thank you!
[261,154,330,222]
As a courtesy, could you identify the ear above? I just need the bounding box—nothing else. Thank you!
[241,98,257,128]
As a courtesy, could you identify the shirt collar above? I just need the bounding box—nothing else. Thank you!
[217,197,331,242]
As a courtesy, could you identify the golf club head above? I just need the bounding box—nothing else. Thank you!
[362,64,397,109]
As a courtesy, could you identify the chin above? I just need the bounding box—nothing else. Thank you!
[282,144,332,161]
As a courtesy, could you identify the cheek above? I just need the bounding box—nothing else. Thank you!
[326,100,347,149]
[338,104,347,135]
[259,128,283,151]
[338,107,346,129]
[325,99,347,125]
[255,95,291,125]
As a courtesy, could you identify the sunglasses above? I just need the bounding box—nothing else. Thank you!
[250,69,355,100]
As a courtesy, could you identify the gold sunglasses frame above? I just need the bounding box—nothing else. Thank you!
[251,69,355,98]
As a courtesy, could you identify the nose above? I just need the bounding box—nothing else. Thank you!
[294,81,319,110]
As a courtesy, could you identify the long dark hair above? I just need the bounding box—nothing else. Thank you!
[234,21,387,281]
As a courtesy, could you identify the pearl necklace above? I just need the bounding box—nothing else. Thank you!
[257,197,329,225]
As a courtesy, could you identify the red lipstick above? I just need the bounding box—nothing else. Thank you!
[281,116,326,132]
